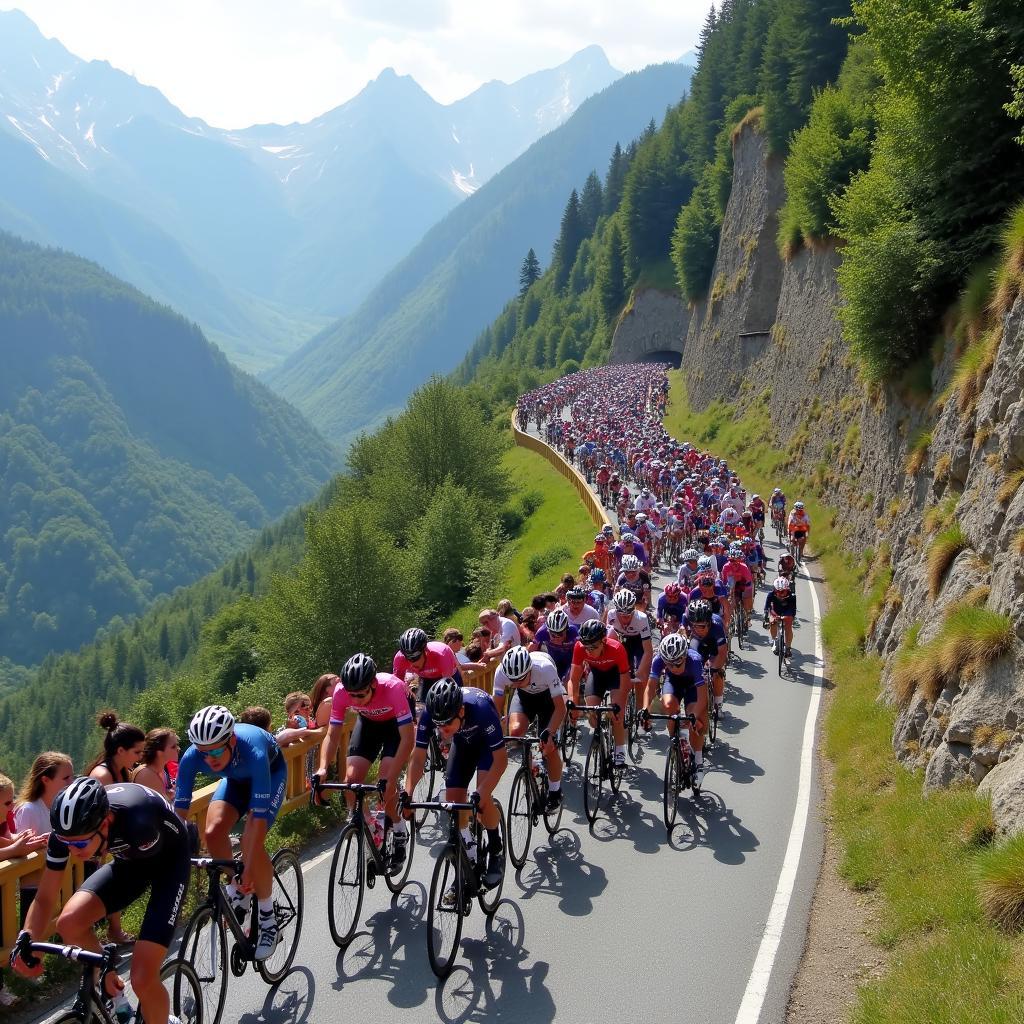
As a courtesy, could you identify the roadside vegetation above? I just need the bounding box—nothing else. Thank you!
[663,373,1024,1022]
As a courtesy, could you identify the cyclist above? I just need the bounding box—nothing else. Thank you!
[721,543,755,624]
[640,634,708,784]
[677,548,701,589]
[174,705,286,959]
[563,586,600,628]
[656,582,688,630]
[683,599,728,718]
[404,680,508,888]
[314,653,415,874]
[615,554,652,611]
[607,589,655,703]
[587,568,610,617]
[763,577,797,658]
[12,777,192,1024]
[777,549,798,585]
[393,627,461,705]
[769,487,787,534]
[581,534,613,578]
[493,648,567,811]
[787,501,811,561]
[568,619,632,768]
[689,557,731,634]
[530,608,578,681]
[749,494,766,537]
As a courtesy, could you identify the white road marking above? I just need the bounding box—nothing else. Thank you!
[734,565,824,1024]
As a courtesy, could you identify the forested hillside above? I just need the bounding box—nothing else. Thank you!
[0,232,337,667]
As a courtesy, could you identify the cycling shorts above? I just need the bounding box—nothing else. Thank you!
[212,761,287,827]
[585,667,623,700]
[509,689,556,727]
[661,675,699,708]
[791,530,807,541]
[81,825,191,948]
[349,716,404,763]
[445,739,496,790]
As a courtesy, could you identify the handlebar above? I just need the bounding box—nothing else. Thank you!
[309,774,386,808]
[645,712,697,725]
[400,790,481,814]
[566,700,620,715]
[14,935,118,970]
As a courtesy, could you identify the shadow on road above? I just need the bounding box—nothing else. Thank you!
[238,965,315,1024]
[515,830,610,916]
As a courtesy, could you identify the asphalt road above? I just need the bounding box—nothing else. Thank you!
[32,436,825,1024]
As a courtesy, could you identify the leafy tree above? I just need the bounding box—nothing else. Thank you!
[672,177,721,301]
[519,248,541,296]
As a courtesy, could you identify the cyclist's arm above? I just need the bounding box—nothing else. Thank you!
[173,747,202,820]
[19,855,64,940]
[637,635,654,682]
[386,722,416,789]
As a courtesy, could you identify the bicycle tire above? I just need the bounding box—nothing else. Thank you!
[560,719,578,765]
[663,741,680,833]
[708,702,719,745]
[778,639,786,678]
[257,847,304,984]
[541,775,564,836]
[605,718,623,794]
[506,767,533,869]
[327,826,363,948]
[150,958,202,1024]
[583,734,603,824]
[626,689,642,764]
[412,748,437,828]
[383,820,415,893]
[426,846,464,979]
[179,903,228,1024]
[477,803,506,915]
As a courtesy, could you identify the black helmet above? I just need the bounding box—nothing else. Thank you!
[579,619,607,645]
[426,678,463,722]
[399,627,428,659]
[341,653,377,692]
[51,777,109,837]
[566,587,587,601]
[688,600,713,624]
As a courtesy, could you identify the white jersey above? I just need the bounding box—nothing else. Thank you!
[723,493,744,514]
[634,494,657,513]
[718,507,741,527]
[677,563,700,588]
[606,609,652,642]
[563,603,599,628]
[493,651,566,698]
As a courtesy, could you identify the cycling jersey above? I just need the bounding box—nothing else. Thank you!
[687,582,729,615]
[493,651,566,699]
[765,592,797,618]
[650,649,704,703]
[656,594,688,621]
[677,563,701,588]
[532,622,579,677]
[416,687,505,790]
[721,560,754,591]
[686,616,728,661]
[582,547,612,575]
[176,723,285,823]
[393,641,457,682]
[608,610,652,642]
[615,571,652,604]
[572,635,629,698]
[329,673,414,726]
[564,603,600,628]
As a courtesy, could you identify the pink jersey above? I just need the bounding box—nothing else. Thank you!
[721,560,754,588]
[393,641,458,681]
[330,673,413,726]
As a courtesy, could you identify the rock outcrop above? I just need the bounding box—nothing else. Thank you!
[609,289,689,364]
[677,119,1024,831]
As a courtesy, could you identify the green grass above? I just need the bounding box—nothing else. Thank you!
[663,371,1024,1022]
[633,257,680,294]
[445,444,597,635]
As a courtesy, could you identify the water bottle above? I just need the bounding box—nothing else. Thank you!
[112,993,133,1024]
[531,749,544,777]
[371,809,386,849]
[293,714,308,729]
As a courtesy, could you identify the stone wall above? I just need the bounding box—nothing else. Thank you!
[608,288,689,364]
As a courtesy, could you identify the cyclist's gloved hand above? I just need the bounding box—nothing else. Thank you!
[10,931,43,977]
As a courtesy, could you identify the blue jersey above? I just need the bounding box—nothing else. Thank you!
[416,687,504,753]
[686,615,728,661]
[532,623,579,677]
[175,724,283,822]
[656,594,688,621]
[650,649,704,687]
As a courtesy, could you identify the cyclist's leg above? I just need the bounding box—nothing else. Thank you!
[204,788,242,861]
[783,614,795,652]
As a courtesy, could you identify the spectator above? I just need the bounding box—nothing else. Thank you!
[555,574,576,603]
[13,752,73,928]
[519,607,540,644]
[544,593,560,616]
[530,594,548,619]
[444,628,485,669]
[477,608,521,663]
[238,706,273,729]
[88,712,145,944]
[464,641,484,664]
[496,598,522,624]
[131,729,180,802]
[275,693,315,748]
[310,674,340,729]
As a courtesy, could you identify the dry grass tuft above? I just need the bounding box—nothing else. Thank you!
[934,452,952,483]
[977,834,1024,931]
[906,429,932,476]
[936,606,1015,682]
[997,468,1024,506]
[1013,530,1024,557]
[927,524,968,598]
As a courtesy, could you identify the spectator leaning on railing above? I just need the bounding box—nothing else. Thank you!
[131,729,180,803]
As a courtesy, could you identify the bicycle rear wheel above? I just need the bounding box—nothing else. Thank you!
[541,775,564,835]
[663,742,680,833]
[506,767,533,869]
[257,847,304,983]
[427,847,464,979]
[384,820,415,893]
[708,701,719,745]
[412,743,438,828]
[327,826,364,948]
[626,689,642,764]
[778,640,786,678]
[179,903,227,1024]
[560,719,578,765]
[583,735,603,824]
[477,804,506,915]
[606,722,623,793]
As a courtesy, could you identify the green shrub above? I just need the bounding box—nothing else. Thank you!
[671,177,719,302]
[527,544,573,579]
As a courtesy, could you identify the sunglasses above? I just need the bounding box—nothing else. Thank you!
[582,642,604,651]
[54,826,102,849]
[435,713,461,727]
[200,744,231,760]
[348,688,373,701]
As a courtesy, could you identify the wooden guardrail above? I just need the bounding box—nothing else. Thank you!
[511,411,613,532]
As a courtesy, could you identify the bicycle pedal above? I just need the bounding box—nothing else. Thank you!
[366,865,377,889]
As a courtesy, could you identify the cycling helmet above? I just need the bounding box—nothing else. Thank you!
[794,501,805,510]
[51,777,109,837]
[613,589,637,613]
[773,576,792,591]
[502,646,532,681]
[594,534,606,544]
[683,548,699,562]
[188,705,235,746]
[590,568,607,583]
[566,587,587,602]
[641,488,651,496]
[636,513,648,522]
[426,678,463,722]
[729,544,743,557]
[752,494,760,501]
[546,609,569,633]
[659,633,688,664]
[398,627,428,659]
[341,652,377,692]
[602,525,615,536]
[621,555,642,572]
[579,619,608,645]
[621,532,636,544]
[664,583,681,601]
[688,600,713,624]
[697,556,716,572]
[773,487,782,495]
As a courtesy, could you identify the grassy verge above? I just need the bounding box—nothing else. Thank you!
[664,371,1024,1023]
[446,444,598,634]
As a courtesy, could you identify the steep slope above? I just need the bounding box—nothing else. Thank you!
[267,63,694,444]
[0,232,337,665]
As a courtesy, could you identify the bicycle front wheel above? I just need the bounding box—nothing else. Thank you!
[626,689,642,763]
[606,724,623,794]
[663,742,681,833]
[583,735,603,824]
[412,747,437,828]
[478,802,506,915]
[427,846,464,979]
[542,776,564,836]
[560,719,578,765]
[257,847,304,983]
[384,822,415,894]
[179,903,227,1024]
[327,826,364,948]
[158,959,203,1024]
[506,767,533,870]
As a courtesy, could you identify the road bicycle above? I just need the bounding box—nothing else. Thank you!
[704,663,720,744]
[504,730,563,868]
[573,694,623,825]
[310,777,415,948]
[772,510,786,544]
[401,791,507,979]
[729,584,750,653]
[178,848,303,1024]
[13,936,201,1024]
[408,704,448,827]
[646,711,700,837]
[624,681,644,763]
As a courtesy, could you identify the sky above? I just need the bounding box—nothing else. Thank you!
[3,0,711,129]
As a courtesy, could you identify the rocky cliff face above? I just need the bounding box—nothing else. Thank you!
[609,289,690,364]
[674,121,1024,831]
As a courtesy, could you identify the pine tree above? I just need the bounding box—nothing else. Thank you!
[112,635,128,686]
[553,189,585,290]
[518,249,541,296]
[596,220,627,322]
[580,171,604,235]
[604,143,627,214]
[697,4,718,61]
[158,622,171,661]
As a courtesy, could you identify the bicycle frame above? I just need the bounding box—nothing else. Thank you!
[313,777,394,877]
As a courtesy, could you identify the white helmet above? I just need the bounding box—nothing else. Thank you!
[614,589,637,613]
[621,555,642,572]
[501,646,532,681]
[188,705,235,746]
[697,556,716,572]
[794,501,805,510]
[659,633,688,663]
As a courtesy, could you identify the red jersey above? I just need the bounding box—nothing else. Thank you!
[571,636,630,676]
